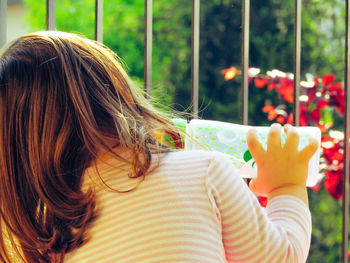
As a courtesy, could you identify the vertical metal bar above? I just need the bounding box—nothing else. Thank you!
[342,1,350,261]
[191,0,200,119]
[144,0,152,100]
[293,0,301,126]
[0,0,7,48]
[95,0,103,43]
[46,0,56,30]
[241,0,250,125]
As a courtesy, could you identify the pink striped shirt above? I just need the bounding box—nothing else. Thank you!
[65,150,311,263]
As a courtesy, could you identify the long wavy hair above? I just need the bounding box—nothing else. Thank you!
[0,31,183,262]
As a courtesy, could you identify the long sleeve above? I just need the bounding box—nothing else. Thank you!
[205,152,311,263]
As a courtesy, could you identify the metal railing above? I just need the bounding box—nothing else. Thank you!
[144,0,152,101]
[0,0,7,48]
[0,0,349,261]
[343,1,350,261]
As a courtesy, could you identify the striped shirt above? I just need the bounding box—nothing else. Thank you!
[65,150,311,263]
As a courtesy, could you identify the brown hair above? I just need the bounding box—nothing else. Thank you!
[0,31,183,262]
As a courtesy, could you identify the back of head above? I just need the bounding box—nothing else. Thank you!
[0,31,182,262]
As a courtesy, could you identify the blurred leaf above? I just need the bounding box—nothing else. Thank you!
[321,107,334,126]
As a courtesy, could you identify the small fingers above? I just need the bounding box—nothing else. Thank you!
[267,123,282,152]
[283,124,299,153]
[299,137,319,160]
[246,129,265,161]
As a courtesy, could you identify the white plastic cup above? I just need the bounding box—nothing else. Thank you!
[184,119,322,187]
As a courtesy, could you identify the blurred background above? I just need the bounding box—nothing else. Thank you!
[5,0,348,261]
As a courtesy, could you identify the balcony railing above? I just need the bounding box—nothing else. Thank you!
[0,0,349,261]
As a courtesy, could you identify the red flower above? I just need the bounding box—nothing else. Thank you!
[310,108,321,122]
[268,111,278,121]
[329,82,342,92]
[221,67,238,81]
[323,146,344,164]
[276,115,286,124]
[299,105,309,126]
[262,105,278,121]
[267,78,280,91]
[305,85,317,102]
[321,134,345,200]
[262,105,288,122]
[322,136,343,164]
[317,100,328,110]
[254,77,269,88]
[262,105,275,112]
[268,82,277,91]
[329,82,345,115]
[322,74,336,87]
[324,169,343,200]
[278,78,294,103]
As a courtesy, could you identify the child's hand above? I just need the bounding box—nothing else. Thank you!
[246,123,319,197]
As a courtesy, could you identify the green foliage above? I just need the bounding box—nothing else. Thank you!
[23,0,346,260]
[321,107,334,127]
[308,188,344,262]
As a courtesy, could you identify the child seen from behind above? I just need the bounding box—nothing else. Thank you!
[0,31,318,263]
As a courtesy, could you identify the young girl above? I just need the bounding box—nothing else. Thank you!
[0,31,318,263]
